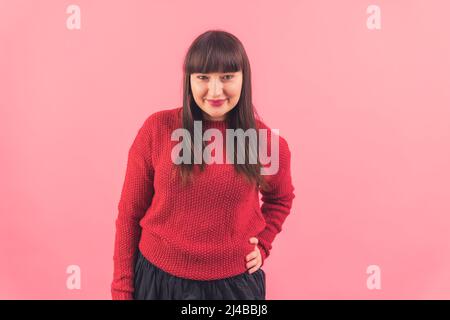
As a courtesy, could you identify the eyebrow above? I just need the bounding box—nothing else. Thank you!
[195,72,236,75]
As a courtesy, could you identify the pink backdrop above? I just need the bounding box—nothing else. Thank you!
[1,0,449,299]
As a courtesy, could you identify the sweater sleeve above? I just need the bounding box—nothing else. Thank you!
[111,118,155,300]
[256,135,295,267]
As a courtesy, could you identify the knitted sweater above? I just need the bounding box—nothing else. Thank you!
[111,107,295,300]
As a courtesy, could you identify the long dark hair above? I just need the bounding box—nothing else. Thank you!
[178,29,269,192]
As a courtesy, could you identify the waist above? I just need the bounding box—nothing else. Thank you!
[138,229,258,280]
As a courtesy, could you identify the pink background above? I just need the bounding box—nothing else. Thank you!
[1,0,449,299]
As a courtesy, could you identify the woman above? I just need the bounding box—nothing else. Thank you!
[111,30,295,300]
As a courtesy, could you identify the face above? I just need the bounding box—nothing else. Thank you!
[190,71,243,121]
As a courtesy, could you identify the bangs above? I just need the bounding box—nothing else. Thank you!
[185,35,243,74]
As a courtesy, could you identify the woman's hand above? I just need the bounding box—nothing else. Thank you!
[246,237,262,274]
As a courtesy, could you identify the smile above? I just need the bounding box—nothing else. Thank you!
[207,99,227,107]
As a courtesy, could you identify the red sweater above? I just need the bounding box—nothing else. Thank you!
[111,107,295,300]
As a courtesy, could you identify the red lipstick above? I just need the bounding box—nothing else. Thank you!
[207,99,227,107]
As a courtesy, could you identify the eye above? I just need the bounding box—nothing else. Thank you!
[196,74,234,81]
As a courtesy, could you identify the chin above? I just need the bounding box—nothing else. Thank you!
[210,110,227,116]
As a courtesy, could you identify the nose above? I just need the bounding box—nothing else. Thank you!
[208,77,224,97]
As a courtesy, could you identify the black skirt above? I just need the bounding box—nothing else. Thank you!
[133,249,266,300]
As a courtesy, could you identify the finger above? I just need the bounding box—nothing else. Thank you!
[248,263,262,274]
[246,251,258,261]
[246,259,258,270]
[245,252,258,262]
[249,237,259,245]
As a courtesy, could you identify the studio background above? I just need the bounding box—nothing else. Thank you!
[1,0,449,299]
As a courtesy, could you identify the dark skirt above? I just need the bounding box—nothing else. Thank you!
[133,249,266,300]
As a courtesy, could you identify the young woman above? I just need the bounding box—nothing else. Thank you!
[111,30,295,300]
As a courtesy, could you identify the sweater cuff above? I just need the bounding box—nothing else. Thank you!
[256,228,275,261]
[257,243,268,267]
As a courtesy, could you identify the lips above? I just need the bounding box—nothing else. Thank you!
[207,99,227,107]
